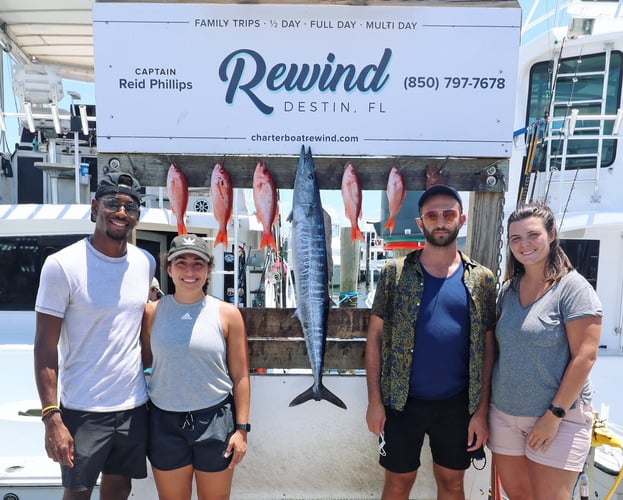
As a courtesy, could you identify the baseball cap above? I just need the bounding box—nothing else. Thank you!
[95,172,142,202]
[167,234,213,263]
[418,184,463,212]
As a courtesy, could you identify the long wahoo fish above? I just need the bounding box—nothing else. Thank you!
[287,146,347,410]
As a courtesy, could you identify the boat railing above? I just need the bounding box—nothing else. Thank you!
[586,414,623,500]
[531,109,622,208]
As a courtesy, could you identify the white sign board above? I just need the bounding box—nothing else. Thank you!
[93,3,520,157]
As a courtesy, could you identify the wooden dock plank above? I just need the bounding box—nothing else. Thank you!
[241,308,370,369]
[248,338,366,370]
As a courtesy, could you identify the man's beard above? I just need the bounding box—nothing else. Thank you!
[421,223,460,247]
[105,228,131,241]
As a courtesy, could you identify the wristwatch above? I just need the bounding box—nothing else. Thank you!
[548,404,566,418]
[235,423,251,432]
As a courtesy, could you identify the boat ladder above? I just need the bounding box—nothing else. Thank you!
[520,44,623,212]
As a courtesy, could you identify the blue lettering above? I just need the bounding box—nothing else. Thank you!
[218,48,392,115]
[318,53,336,91]
[328,64,357,92]
[219,49,272,114]
[266,64,288,91]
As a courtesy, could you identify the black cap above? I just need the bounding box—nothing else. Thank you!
[95,172,142,202]
[418,185,463,212]
[168,234,213,263]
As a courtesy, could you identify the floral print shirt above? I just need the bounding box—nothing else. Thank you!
[371,249,496,413]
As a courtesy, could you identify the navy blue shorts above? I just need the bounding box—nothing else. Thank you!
[60,404,148,490]
[380,391,471,473]
[148,395,234,472]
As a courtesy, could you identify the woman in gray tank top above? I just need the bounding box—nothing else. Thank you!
[141,234,250,499]
[488,202,602,500]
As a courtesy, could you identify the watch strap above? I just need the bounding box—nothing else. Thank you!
[548,404,566,418]
[235,423,251,432]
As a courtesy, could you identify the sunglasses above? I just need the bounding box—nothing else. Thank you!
[101,197,140,217]
[420,209,459,224]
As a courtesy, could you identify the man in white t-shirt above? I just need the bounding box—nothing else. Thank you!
[34,172,155,500]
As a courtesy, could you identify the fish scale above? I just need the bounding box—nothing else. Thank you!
[287,146,346,409]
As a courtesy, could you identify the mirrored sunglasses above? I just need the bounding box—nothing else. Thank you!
[101,197,140,217]
[420,209,459,224]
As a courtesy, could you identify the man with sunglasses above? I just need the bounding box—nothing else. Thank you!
[34,172,155,499]
[366,184,496,500]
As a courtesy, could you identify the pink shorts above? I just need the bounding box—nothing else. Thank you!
[487,401,593,471]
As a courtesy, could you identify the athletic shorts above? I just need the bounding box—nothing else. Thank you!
[148,395,234,472]
[380,391,471,473]
[60,404,148,491]
[487,401,593,472]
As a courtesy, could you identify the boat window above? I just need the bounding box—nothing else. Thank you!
[0,235,88,311]
[560,239,599,290]
[527,51,622,171]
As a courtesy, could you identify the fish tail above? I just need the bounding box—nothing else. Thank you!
[289,383,347,410]
[384,216,395,235]
[177,221,187,236]
[214,228,228,247]
[260,232,277,251]
[351,226,364,243]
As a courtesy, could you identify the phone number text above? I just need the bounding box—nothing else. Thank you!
[403,76,506,91]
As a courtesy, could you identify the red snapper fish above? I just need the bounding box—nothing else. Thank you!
[341,163,364,243]
[384,166,406,235]
[167,162,189,235]
[252,161,279,251]
[210,163,233,247]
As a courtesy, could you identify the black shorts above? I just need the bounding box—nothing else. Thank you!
[148,395,234,472]
[380,391,471,473]
[60,404,148,490]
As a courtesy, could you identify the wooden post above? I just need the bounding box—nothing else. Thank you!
[465,189,505,276]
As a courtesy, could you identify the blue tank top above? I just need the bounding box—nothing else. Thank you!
[409,262,470,399]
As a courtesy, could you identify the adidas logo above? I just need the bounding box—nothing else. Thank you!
[180,312,193,320]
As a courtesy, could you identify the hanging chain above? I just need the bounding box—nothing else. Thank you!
[494,173,507,292]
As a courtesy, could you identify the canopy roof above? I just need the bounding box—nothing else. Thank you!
[0,0,96,81]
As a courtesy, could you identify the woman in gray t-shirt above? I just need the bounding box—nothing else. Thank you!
[488,202,602,500]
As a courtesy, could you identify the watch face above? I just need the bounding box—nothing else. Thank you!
[550,405,565,418]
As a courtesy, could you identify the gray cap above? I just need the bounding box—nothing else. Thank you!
[167,234,213,263]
